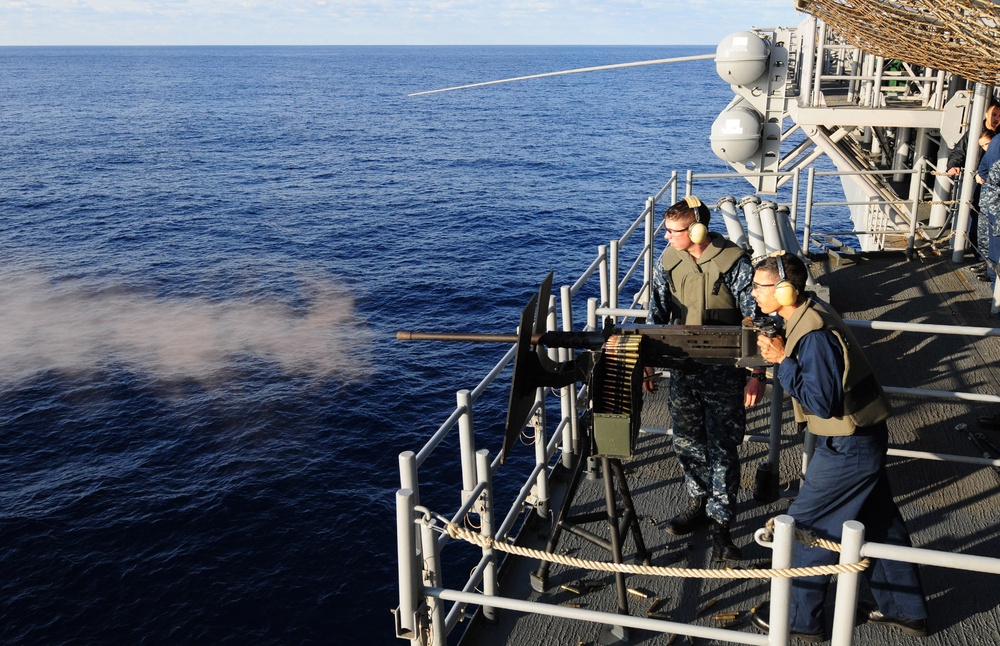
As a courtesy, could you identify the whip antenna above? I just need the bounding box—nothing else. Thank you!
[408,53,716,96]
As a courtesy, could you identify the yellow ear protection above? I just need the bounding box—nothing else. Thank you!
[683,195,708,244]
[772,251,800,307]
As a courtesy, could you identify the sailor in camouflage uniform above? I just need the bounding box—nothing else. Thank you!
[642,196,765,562]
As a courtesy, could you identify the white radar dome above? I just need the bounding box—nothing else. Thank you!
[716,31,770,86]
[710,104,763,163]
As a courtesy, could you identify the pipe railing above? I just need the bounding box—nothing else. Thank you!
[399,496,1000,645]
[394,163,989,643]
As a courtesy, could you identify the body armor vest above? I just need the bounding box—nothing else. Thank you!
[783,297,891,436]
[661,234,745,326]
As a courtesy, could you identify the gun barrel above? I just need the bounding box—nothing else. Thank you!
[396,330,608,349]
[396,331,526,343]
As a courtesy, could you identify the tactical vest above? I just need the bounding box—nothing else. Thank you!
[661,233,745,326]
[783,297,892,436]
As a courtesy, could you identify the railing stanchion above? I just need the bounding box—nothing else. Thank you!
[399,451,419,506]
[561,284,579,458]
[644,196,656,309]
[831,520,865,646]
[419,514,446,646]
[803,167,815,253]
[609,239,620,316]
[905,157,924,260]
[764,377,784,501]
[395,489,421,642]
[476,449,498,622]
[802,429,816,476]
[598,245,609,316]
[532,392,549,518]
[457,390,477,502]
[791,167,801,230]
[769,515,796,645]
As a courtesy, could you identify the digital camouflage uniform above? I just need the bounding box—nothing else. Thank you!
[650,233,757,524]
[979,146,1000,279]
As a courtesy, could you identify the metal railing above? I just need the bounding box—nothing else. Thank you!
[793,17,950,112]
[394,168,1000,645]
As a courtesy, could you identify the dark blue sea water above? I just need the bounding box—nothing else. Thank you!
[0,46,848,644]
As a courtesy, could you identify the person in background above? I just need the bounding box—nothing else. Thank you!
[979,129,995,151]
[975,129,1000,282]
[973,130,1000,430]
[642,196,766,564]
[948,101,1000,274]
[748,252,928,642]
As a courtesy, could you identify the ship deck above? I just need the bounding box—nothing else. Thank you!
[458,249,1000,646]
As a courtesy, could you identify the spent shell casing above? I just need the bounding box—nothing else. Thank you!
[648,611,673,620]
[559,584,582,595]
[559,602,583,608]
[710,611,740,621]
[580,580,607,589]
[626,587,649,598]
[646,597,665,614]
[696,598,718,616]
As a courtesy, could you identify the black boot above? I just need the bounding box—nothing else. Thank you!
[710,520,743,563]
[664,497,707,536]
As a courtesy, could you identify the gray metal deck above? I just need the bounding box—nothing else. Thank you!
[458,250,1000,646]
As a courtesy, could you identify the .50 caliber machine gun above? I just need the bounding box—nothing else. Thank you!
[397,273,779,625]
[396,272,777,463]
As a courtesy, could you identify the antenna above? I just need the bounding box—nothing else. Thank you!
[408,53,716,96]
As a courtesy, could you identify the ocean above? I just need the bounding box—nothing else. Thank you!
[0,46,848,644]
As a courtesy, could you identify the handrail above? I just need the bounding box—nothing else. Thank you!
[429,588,770,645]
[414,405,467,467]
[396,156,996,644]
[412,513,1000,644]
[469,343,517,401]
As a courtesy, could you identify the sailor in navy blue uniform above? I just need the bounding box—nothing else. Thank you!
[750,252,928,641]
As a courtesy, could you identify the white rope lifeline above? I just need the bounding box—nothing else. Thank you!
[445,522,870,580]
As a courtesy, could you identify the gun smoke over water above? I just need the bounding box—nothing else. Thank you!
[0,271,372,387]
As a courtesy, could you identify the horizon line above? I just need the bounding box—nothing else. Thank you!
[0,43,718,49]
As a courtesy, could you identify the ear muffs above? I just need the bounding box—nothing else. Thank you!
[683,195,708,244]
[773,251,799,307]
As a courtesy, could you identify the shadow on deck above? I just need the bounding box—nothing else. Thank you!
[457,251,1000,646]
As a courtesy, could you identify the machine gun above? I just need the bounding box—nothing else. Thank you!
[397,272,778,462]
[398,273,779,613]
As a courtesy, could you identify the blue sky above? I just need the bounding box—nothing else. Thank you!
[1,1,804,46]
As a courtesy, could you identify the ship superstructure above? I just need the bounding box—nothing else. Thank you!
[394,9,1000,646]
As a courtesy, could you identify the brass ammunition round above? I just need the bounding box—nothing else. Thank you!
[710,611,740,621]
[696,598,718,616]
